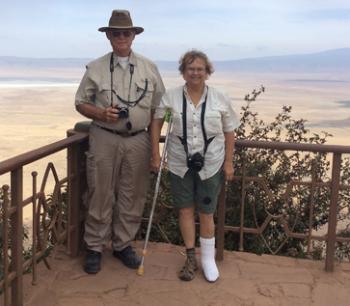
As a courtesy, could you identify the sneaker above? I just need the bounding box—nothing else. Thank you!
[113,246,141,269]
[84,249,102,274]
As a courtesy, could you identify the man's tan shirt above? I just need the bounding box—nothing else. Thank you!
[75,51,165,132]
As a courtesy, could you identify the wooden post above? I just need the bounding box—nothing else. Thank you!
[31,172,38,285]
[325,153,341,272]
[2,185,10,306]
[10,168,23,306]
[239,164,246,251]
[67,131,87,257]
[216,183,227,261]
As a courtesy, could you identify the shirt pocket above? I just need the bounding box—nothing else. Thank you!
[135,79,154,109]
[205,110,223,136]
[171,111,183,137]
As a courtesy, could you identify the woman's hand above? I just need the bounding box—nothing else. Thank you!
[150,117,164,173]
[223,161,234,181]
[150,154,161,174]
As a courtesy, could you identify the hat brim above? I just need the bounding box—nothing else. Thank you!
[98,26,144,34]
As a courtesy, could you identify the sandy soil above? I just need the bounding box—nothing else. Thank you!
[0,70,349,219]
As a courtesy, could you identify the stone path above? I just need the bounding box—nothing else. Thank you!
[23,242,350,306]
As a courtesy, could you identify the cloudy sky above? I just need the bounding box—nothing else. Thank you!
[1,0,350,60]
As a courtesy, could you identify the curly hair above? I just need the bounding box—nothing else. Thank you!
[178,50,214,75]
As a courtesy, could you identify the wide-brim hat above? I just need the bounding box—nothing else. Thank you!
[98,10,144,34]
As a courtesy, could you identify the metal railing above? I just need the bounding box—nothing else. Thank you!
[216,140,350,273]
[0,131,88,306]
[1,128,350,305]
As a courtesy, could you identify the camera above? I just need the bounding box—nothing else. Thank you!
[116,106,129,119]
[187,152,205,172]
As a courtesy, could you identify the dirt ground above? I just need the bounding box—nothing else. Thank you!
[20,242,350,306]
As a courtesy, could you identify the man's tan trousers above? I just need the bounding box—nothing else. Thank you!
[84,124,150,252]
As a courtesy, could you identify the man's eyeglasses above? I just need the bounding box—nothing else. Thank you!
[111,30,134,38]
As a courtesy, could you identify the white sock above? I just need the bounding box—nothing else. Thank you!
[200,237,219,282]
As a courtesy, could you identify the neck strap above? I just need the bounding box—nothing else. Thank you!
[109,52,147,108]
[179,86,214,158]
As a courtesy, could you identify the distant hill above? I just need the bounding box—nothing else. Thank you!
[0,56,90,68]
[0,48,349,73]
[212,48,350,73]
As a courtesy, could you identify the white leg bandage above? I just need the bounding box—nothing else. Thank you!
[200,237,219,282]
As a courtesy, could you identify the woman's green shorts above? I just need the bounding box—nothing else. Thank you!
[168,169,224,214]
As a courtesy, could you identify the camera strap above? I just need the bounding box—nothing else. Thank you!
[109,52,148,108]
[110,53,114,107]
[179,86,215,159]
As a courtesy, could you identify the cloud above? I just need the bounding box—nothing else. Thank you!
[309,118,350,128]
[298,9,350,21]
[1,0,350,59]
[336,101,350,108]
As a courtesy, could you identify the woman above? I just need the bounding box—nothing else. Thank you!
[150,50,239,282]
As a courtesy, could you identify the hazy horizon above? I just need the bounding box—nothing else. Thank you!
[0,47,349,61]
[1,48,350,89]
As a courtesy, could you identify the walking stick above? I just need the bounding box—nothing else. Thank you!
[137,116,173,276]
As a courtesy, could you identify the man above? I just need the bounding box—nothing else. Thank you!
[75,10,165,274]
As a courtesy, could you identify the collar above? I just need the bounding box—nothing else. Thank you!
[111,50,137,68]
[184,84,208,106]
[128,51,137,66]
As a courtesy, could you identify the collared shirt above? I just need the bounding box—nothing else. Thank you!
[154,85,240,180]
[75,51,165,132]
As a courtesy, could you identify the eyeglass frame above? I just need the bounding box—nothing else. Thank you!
[110,30,134,38]
[185,67,206,73]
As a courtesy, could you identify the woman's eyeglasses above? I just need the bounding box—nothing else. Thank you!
[186,67,206,73]
[111,30,134,38]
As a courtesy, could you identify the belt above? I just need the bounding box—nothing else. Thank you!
[95,124,146,137]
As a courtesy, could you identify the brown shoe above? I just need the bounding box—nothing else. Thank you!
[178,249,198,281]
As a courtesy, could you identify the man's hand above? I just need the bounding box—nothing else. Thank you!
[102,106,119,123]
[76,104,120,123]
